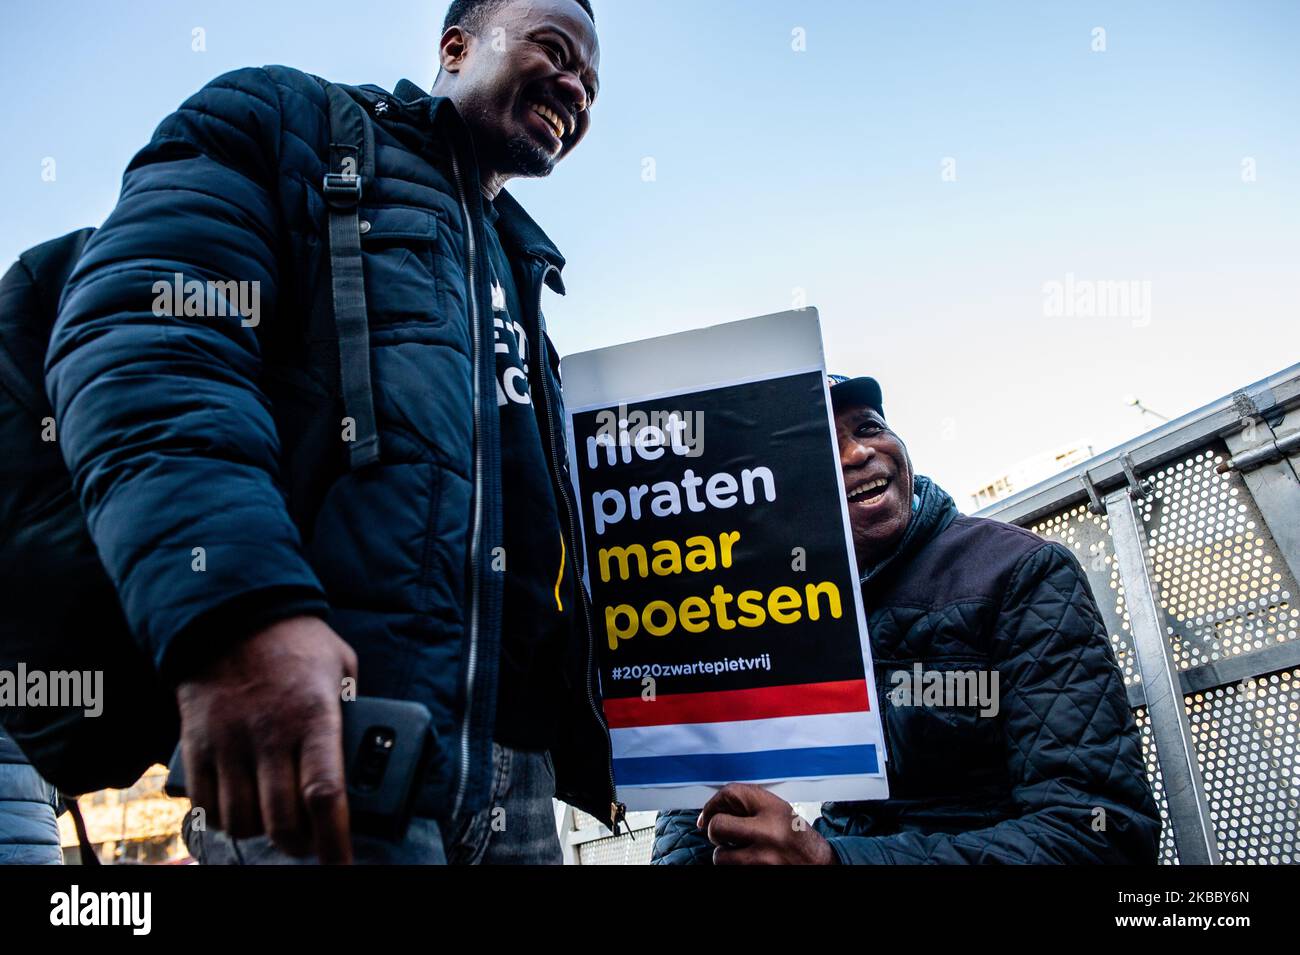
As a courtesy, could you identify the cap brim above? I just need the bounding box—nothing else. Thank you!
[830,376,884,417]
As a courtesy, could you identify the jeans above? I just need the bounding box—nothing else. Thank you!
[184,743,562,865]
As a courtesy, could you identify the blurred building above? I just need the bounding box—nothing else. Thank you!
[967,440,1094,511]
[58,764,191,864]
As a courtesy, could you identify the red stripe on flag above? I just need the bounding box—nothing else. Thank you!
[603,680,871,729]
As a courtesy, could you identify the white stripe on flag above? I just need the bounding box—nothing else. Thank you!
[611,711,882,760]
[618,774,891,811]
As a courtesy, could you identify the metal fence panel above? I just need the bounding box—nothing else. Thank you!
[978,364,1300,865]
[1143,444,1298,673]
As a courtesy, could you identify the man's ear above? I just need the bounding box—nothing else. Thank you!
[439,26,471,74]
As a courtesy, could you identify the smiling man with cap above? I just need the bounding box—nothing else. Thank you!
[651,375,1161,865]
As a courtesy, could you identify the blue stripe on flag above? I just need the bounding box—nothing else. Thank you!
[613,744,879,786]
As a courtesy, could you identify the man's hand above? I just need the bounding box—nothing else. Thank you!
[175,615,358,863]
[697,783,838,865]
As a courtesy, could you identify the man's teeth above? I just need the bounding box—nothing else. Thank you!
[848,477,889,501]
[530,102,567,140]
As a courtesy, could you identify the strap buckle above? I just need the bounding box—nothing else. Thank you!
[322,171,362,205]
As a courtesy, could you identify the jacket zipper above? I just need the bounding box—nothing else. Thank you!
[448,148,483,819]
[532,264,625,832]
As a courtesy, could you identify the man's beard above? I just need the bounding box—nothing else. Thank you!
[457,92,558,181]
[504,133,558,178]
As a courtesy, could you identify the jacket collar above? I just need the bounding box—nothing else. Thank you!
[859,474,958,584]
[391,79,567,293]
[490,189,567,293]
[392,79,465,133]
[392,78,429,105]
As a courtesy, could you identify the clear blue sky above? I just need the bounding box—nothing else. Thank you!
[3,0,1297,502]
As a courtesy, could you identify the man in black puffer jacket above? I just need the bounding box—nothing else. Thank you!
[47,0,612,864]
[653,376,1160,864]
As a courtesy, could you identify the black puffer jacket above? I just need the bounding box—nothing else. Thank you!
[653,476,1160,864]
[45,67,614,824]
[0,730,62,865]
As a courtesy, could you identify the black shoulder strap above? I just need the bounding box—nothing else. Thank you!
[321,82,380,471]
[63,796,101,866]
[0,227,96,416]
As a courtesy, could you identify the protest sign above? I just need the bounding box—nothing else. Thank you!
[562,310,889,809]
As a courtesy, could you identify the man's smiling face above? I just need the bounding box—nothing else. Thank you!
[835,403,914,569]
[439,0,600,184]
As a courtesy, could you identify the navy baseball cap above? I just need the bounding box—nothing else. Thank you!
[828,375,885,419]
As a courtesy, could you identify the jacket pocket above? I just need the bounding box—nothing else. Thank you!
[359,207,443,327]
[879,659,1003,794]
[308,461,441,616]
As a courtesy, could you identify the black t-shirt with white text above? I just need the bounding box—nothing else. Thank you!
[482,202,575,752]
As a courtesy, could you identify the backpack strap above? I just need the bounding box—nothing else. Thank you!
[0,228,96,417]
[0,332,34,416]
[321,82,380,471]
[63,796,101,866]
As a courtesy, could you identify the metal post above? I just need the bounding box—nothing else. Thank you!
[1106,487,1221,864]
[553,800,578,865]
[1223,413,1300,582]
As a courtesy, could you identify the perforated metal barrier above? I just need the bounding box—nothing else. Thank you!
[559,808,656,865]
[979,364,1300,865]
[559,366,1300,864]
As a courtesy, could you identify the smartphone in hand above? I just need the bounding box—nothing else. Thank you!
[166,696,437,843]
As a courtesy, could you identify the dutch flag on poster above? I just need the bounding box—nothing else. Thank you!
[606,678,888,810]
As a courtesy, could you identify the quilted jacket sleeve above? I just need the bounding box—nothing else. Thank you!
[45,67,330,682]
[0,730,62,865]
[821,542,1160,864]
[652,808,714,865]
